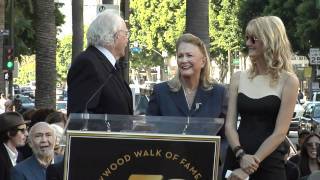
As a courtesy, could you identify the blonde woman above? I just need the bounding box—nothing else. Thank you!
[223,16,299,180]
[147,33,227,120]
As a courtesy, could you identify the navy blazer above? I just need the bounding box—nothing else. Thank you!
[147,82,227,118]
[67,46,133,115]
[10,155,63,180]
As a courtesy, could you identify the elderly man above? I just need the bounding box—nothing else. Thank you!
[67,10,133,116]
[10,122,62,180]
[0,112,29,180]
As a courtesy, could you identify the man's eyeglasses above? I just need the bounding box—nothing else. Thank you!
[246,35,259,44]
[116,30,130,38]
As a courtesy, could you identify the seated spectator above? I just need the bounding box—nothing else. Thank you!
[289,129,311,164]
[283,140,299,180]
[10,122,63,180]
[13,98,27,115]
[16,110,37,161]
[30,108,56,127]
[49,124,65,155]
[0,92,7,113]
[18,108,53,160]
[298,133,320,179]
[45,111,67,128]
[0,112,29,180]
[5,95,14,112]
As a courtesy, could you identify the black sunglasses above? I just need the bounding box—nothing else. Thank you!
[246,35,259,44]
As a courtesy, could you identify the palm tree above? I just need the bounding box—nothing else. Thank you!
[34,0,56,109]
[185,0,210,51]
[72,0,83,62]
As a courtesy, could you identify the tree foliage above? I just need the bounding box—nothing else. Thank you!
[4,0,65,58]
[209,0,242,81]
[295,0,320,54]
[129,0,186,70]
[263,0,302,53]
[239,0,320,56]
[13,55,35,85]
[56,27,87,86]
[15,27,87,88]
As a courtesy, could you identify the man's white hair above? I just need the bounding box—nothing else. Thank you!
[86,10,123,47]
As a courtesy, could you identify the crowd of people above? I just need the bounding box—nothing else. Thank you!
[1,10,320,180]
[0,109,66,180]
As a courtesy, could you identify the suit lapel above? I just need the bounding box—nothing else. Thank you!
[88,46,114,73]
[0,143,13,168]
[89,46,133,113]
[169,88,189,116]
[190,87,211,116]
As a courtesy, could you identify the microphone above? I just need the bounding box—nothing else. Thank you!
[81,72,114,131]
[84,73,114,113]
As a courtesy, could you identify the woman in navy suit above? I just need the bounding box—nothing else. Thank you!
[146,34,228,179]
[147,33,227,118]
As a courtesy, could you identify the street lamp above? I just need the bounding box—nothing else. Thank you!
[131,41,167,58]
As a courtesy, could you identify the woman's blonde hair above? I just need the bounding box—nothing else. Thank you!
[246,16,294,84]
[167,33,215,91]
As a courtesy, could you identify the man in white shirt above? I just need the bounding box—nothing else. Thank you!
[0,112,29,180]
[0,92,7,113]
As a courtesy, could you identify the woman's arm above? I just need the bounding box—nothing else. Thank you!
[225,71,241,149]
[254,74,299,161]
[226,72,260,174]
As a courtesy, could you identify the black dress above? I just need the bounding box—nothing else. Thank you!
[223,93,287,180]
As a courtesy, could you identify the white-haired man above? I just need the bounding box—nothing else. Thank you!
[67,10,133,118]
[10,122,62,180]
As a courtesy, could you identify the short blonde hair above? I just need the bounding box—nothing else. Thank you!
[246,16,294,85]
[167,33,215,91]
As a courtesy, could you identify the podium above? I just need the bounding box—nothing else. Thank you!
[64,114,223,180]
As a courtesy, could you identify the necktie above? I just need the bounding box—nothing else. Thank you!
[114,63,122,79]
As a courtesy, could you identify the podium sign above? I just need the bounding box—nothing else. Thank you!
[64,114,223,180]
[65,132,220,180]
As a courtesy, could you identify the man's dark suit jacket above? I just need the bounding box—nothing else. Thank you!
[67,46,133,115]
[0,143,23,180]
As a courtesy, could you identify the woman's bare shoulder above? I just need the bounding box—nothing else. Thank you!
[281,71,299,89]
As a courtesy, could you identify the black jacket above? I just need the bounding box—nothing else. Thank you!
[67,46,133,115]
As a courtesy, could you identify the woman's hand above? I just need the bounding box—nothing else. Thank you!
[239,154,260,174]
[227,168,249,180]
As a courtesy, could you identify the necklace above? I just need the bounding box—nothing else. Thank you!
[182,86,197,110]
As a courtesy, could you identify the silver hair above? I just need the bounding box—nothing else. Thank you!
[86,10,123,47]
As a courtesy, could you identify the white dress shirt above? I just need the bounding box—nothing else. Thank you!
[3,143,18,166]
[95,45,117,69]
